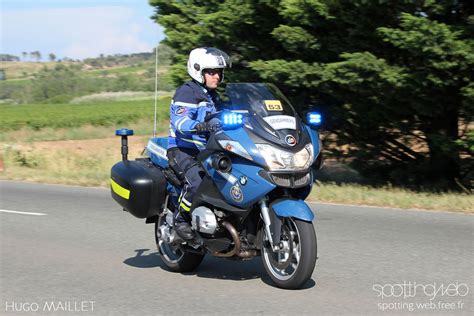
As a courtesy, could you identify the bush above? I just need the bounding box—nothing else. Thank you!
[47,94,73,104]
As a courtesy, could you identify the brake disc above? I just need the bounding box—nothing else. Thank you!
[266,225,293,270]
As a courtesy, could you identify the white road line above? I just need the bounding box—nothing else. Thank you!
[0,209,47,216]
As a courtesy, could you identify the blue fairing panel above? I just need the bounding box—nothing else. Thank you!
[271,199,315,222]
[203,156,276,209]
[223,128,267,167]
[147,137,169,168]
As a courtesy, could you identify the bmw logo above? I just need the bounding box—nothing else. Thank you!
[285,135,297,146]
[239,176,248,185]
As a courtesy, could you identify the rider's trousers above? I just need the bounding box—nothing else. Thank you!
[167,147,205,217]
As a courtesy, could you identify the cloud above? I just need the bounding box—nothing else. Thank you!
[1,6,163,59]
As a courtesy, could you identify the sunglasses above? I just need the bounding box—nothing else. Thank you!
[203,68,222,76]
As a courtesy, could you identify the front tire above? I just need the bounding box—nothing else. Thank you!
[261,217,317,289]
[155,214,204,272]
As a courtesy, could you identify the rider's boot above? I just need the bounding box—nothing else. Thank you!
[173,210,195,241]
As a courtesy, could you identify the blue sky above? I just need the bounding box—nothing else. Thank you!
[1,0,165,60]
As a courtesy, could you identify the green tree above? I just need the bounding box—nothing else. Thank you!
[153,43,174,65]
[0,54,20,61]
[150,0,474,189]
[30,51,42,61]
[29,65,80,103]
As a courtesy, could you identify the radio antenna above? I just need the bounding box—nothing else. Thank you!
[153,39,159,138]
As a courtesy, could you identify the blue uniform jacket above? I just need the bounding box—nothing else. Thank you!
[167,80,219,151]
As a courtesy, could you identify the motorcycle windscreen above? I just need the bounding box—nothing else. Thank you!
[223,83,306,149]
[224,83,296,118]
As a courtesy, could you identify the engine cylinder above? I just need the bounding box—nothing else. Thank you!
[191,206,218,234]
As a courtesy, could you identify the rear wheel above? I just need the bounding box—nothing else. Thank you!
[261,217,317,289]
[155,213,204,272]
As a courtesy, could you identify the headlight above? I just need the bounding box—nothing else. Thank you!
[255,143,314,171]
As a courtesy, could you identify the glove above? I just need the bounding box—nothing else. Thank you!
[195,122,220,133]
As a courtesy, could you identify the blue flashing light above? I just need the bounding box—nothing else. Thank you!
[307,112,322,125]
[115,128,134,136]
[222,113,243,127]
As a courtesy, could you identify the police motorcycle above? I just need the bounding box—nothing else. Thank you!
[110,82,323,289]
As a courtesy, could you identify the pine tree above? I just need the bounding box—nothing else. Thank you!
[149,0,474,189]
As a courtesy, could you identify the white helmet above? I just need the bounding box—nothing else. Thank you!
[187,47,231,84]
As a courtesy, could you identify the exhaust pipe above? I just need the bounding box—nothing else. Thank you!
[213,221,240,257]
[213,221,257,258]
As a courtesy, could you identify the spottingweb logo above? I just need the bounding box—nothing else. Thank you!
[373,281,469,300]
[372,281,470,312]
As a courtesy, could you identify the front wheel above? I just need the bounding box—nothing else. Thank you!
[261,217,317,289]
[155,214,204,272]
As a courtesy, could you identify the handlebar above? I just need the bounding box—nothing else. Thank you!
[204,110,223,122]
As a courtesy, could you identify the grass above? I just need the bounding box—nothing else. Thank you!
[0,62,174,106]
[86,64,147,75]
[2,142,126,187]
[1,135,153,187]
[0,79,31,87]
[0,118,168,143]
[1,61,161,80]
[69,91,172,104]
[1,61,77,79]
[83,64,169,77]
[309,182,473,213]
[0,98,171,132]
[0,98,170,185]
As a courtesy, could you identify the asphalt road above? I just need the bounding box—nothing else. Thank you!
[0,180,473,315]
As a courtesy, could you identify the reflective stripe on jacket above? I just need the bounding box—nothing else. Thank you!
[167,80,218,151]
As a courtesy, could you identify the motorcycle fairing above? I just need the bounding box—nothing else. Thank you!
[271,199,315,222]
[147,137,169,168]
[304,125,321,158]
[203,155,276,209]
[191,175,253,218]
[217,128,267,166]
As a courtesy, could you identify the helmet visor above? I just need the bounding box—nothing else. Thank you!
[204,47,232,68]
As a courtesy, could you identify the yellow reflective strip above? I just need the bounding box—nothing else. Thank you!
[181,138,204,147]
[110,179,130,200]
[179,201,191,212]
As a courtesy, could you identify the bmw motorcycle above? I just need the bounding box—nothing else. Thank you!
[110,83,323,289]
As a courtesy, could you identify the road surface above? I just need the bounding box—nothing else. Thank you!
[1,180,473,315]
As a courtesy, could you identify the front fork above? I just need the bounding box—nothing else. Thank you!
[259,198,283,252]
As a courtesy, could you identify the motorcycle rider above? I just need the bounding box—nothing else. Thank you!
[167,47,230,240]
